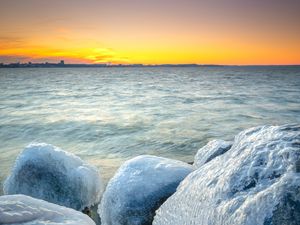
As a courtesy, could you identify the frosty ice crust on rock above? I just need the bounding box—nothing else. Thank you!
[0,194,95,225]
[99,155,194,225]
[154,124,300,225]
[3,143,103,211]
[193,139,232,168]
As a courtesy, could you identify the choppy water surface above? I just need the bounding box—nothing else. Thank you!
[1,66,300,188]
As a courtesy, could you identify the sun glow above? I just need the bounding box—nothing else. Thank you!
[0,0,299,65]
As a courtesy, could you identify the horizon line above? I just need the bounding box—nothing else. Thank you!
[1,61,300,67]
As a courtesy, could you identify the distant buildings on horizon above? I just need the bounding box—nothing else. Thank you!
[0,60,223,68]
[0,60,298,68]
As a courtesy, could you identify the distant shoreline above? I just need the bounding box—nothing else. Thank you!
[0,63,300,68]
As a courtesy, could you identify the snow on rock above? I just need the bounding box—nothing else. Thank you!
[193,139,232,168]
[0,194,95,225]
[98,155,194,225]
[3,143,103,210]
[154,124,300,225]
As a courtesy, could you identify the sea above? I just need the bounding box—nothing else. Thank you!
[1,66,300,192]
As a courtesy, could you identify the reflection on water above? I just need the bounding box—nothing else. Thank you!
[1,66,300,189]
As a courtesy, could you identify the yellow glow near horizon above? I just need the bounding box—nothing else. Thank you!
[0,0,299,65]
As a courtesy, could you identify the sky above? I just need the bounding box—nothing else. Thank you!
[0,0,299,65]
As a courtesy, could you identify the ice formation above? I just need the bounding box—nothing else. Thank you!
[3,143,103,210]
[98,155,194,225]
[0,194,95,225]
[193,139,232,168]
[154,124,300,225]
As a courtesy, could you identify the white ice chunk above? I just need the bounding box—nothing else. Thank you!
[99,155,194,225]
[0,194,95,225]
[193,139,232,168]
[154,124,300,225]
[3,143,103,210]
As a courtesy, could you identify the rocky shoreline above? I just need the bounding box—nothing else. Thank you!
[0,124,299,225]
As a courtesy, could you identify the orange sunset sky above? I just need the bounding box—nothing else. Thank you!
[0,0,299,65]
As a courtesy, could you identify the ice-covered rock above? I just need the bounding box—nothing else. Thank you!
[154,124,300,225]
[193,139,232,168]
[0,194,95,225]
[99,155,194,225]
[3,143,103,210]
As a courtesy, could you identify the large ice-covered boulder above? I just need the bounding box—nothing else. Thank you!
[154,124,300,225]
[0,194,95,225]
[99,155,194,225]
[3,143,103,210]
[193,139,232,168]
